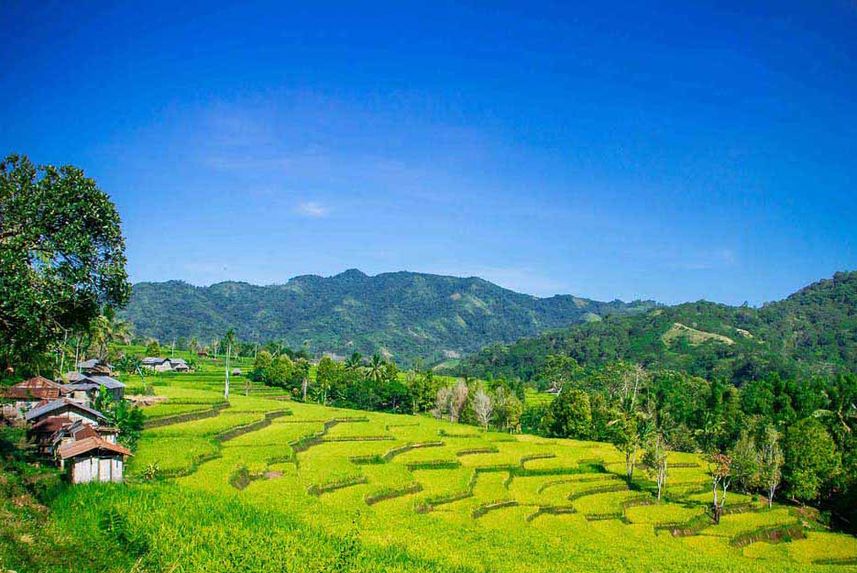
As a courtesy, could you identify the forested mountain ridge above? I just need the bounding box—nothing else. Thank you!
[456,271,857,385]
[122,269,654,364]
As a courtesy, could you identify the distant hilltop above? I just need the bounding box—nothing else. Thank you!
[121,269,655,365]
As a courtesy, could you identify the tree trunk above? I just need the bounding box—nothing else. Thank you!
[224,343,231,401]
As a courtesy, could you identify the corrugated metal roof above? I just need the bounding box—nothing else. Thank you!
[24,398,107,423]
[85,376,125,390]
[29,415,72,433]
[58,436,131,459]
[65,375,125,390]
[3,376,66,400]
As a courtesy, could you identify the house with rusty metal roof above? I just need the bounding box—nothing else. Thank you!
[1,376,70,419]
[3,376,67,401]
[58,436,131,483]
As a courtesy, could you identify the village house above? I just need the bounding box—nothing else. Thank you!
[58,436,131,484]
[2,379,133,486]
[1,376,69,418]
[25,397,107,426]
[51,418,119,452]
[141,357,173,372]
[76,358,114,375]
[30,415,118,457]
[141,357,191,372]
[63,375,125,403]
[27,399,109,456]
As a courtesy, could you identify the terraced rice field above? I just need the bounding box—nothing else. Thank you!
[112,367,857,572]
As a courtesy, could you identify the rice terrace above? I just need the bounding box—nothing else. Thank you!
[3,1,857,572]
[30,353,848,573]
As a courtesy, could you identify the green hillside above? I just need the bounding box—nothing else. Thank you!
[456,271,857,384]
[122,270,653,365]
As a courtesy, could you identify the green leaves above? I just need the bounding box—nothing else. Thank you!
[0,154,129,372]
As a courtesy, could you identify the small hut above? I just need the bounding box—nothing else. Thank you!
[76,359,114,376]
[58,436,131,483]
[141,357,174,372]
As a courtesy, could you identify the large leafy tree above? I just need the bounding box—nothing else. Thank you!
[783,417,840,502]
[0,154,130,372]
[541,386,592,439]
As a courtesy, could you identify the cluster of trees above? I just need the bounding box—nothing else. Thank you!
[251,350,527,429]
[1,155,133,380]
[253,351,412,412]
[147,334,310,362]
[251,350,311,397]
[431,380,524,432]
[524,356,857,530]
[0,155,131,376]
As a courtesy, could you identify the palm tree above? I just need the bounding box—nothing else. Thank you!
[367,353,385,383]
[89,306,133,361]
[345,352,363,371]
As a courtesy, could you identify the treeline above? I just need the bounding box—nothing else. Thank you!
[250,350,526,431]
[523,356,857,529]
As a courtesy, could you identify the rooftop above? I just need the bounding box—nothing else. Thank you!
[58,436,131,459]
[24,398,107,423]
[3,376,66,400]
[65,375,125,390]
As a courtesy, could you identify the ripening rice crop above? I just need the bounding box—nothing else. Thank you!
[64,367,857,573]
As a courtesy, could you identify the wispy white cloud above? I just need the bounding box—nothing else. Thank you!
[295,201,329,218]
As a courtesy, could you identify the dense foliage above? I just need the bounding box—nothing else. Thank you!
[0,154,130,373]
[121,270,653,365]
[457,272,857,385]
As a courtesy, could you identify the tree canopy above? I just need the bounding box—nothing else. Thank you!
[0,154,130,372]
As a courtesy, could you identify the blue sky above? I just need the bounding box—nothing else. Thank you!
[1,1,855,305]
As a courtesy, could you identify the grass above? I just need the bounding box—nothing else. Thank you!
[13,357,857,573]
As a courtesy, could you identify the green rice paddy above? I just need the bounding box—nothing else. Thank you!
[55,361,857,572]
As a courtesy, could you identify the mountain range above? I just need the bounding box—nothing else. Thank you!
[455,271,857,385]
[121,269,654,364]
